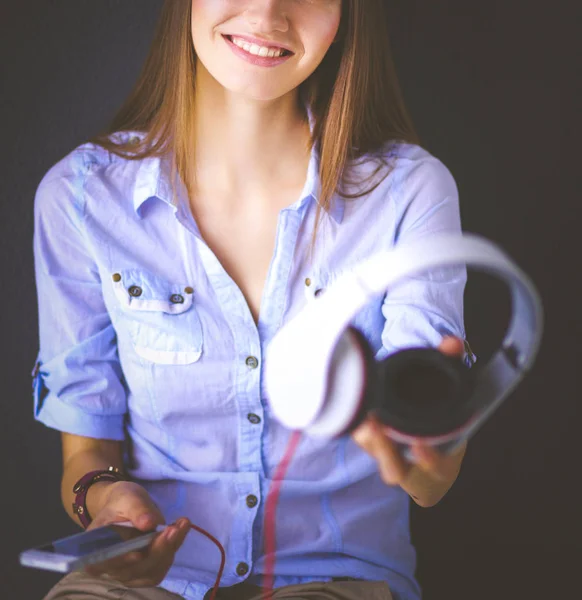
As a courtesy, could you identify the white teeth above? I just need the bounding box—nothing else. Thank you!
[230,36,286,58]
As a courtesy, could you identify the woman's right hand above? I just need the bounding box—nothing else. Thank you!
[83,480,191,587]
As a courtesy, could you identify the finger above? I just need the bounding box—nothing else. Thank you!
[105,518,191,585]
[104,528,184,587]
[376,438,410,485]
[84,549,146,578]
[84,519,173,579]
[140,517,191,566]
[352,417,390,461]
[84,532,164,582]
[351,417,377,452]
[83,522,160,577]
[126,499,165,532]
[411,443,457,482]
[354,418,409,485]
[85,506,125,531]
[88,514,140,533]
[438,335,465,357]
[89,501,163,535]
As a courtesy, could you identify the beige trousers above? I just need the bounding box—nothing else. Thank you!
[43,570,393,600]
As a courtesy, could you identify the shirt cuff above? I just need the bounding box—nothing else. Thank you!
[33,373,125,440]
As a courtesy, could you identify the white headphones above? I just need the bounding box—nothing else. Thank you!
[265,232,544,459]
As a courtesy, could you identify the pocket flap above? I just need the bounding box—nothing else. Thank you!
[111,269,194,315]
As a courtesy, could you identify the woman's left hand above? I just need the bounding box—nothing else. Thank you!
[351,336,468,501]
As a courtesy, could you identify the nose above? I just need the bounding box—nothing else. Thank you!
[243,0,289,33]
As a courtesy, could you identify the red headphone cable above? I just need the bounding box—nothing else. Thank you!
[186,523,225,600]
[262,429,303,599]
[182,429,302,600]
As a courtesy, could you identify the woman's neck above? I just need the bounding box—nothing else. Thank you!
[190,64,311,203]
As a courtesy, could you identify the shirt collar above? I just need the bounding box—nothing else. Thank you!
[132,151,176,218]
[132,103,344,224]
[290,103,345,223]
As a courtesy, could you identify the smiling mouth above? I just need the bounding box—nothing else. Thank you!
[223,35,293,58]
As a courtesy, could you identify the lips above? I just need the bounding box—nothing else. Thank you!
[223,34,293,67]
[223,34,293,55]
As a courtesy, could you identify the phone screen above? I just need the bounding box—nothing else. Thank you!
[36,524,149,557]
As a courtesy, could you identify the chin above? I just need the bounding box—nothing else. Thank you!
[220,77,298,103]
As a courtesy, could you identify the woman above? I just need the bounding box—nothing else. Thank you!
[32,1,476,599]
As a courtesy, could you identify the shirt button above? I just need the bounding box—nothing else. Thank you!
[112,273,121,282]
[170,293,184,304]
[247,413,261,425]
[314,288,324,297]
[236,562,249,576]
[128,285,142,297]
[246,495,258,508]
[245,356,259,369]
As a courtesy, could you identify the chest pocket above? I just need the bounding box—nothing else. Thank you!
[111,268,203,365]
[304,267,385,352]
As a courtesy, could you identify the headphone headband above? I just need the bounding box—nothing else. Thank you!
[265,232,543,440]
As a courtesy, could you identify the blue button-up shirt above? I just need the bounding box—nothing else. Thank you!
[32,108,476,600]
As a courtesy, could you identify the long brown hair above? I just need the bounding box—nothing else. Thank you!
[88,0,421,249]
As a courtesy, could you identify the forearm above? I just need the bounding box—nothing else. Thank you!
[60,433,124,526]
[400,441,467,508]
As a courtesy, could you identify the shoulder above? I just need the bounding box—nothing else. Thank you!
[379,141,459,204]
[340,142,461,234]
[38,130,144,187]
[34,131,145,217]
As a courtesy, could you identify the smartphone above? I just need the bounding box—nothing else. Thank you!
[19,522,159,573]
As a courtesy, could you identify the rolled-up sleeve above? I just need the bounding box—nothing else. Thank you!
[375,156,478,368]
[31,151,127,440]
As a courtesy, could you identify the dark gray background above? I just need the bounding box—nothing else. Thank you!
[1,1,579,599]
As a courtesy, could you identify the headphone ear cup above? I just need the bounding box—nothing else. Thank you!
[305,326,377,438]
